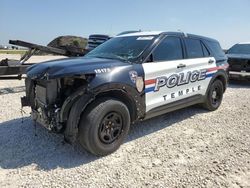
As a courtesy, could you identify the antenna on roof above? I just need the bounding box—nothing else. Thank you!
[177,29,188,37]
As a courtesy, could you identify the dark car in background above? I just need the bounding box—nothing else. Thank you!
[86,34,112,51]
[86,31,141,52]
[227,42,250,80]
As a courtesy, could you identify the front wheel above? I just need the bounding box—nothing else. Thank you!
[203,79,224,111]
[78,99,130,156]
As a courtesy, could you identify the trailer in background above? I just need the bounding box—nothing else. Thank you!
[0,40,87,80]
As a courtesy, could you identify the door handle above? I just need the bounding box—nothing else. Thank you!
[177,64,186,68]
[208,59,215,64]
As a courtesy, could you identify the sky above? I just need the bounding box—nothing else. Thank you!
[1,0,250,49]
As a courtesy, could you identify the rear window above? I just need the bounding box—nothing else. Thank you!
[205,41,225,57]
[185,38,204,58]
[201,42,210,57]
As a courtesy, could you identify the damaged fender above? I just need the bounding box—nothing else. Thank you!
[63,83,145,143]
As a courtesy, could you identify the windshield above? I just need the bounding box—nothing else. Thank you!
[85,35,156,62]
[228,44,250,55]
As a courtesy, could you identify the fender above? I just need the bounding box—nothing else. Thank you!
[63,83,145,143]
[59,86,93,123]
[205,69,228,97]
[92,83,145,120]
[64,93,94,143]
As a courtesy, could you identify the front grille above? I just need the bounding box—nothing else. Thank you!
[228,58,250,72]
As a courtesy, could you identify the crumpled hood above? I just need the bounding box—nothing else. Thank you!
[227,54,250,60]
[26,57,126,79]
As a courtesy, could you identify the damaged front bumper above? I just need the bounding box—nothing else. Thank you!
[21,78,64,132]
[21,76,92,139]
[31,107,62,131]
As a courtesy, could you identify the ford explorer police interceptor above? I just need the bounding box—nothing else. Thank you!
[22,31,229,156]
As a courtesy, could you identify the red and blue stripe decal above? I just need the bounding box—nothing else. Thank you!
[206,67,218,78]
[206,64,228,78]
[145,65,228,93]
[145,79,157,93]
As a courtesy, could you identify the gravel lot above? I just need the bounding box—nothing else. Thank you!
[0,55,250,187]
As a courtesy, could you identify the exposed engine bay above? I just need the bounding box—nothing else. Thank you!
[22,76,91,132]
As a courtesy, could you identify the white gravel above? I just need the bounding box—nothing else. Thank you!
[0,55,250,187]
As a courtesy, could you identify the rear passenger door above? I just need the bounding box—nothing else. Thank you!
[183,37,217,97]
[143,36,215,112]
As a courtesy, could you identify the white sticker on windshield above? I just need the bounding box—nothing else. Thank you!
[136,36,154,40]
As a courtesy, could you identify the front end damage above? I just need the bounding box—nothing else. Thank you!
[22,75,94,138]
[21,57,145,144]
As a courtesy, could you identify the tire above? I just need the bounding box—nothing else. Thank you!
[78,99,130,156]
[203,79,224,111]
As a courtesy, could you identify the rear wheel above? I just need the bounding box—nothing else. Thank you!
[78,99,130,156]
[203,79,224,111]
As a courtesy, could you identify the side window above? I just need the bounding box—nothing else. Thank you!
[201,42,210,57]
[185,38,204,58]
[152,37,183,61]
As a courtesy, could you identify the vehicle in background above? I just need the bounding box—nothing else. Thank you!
[86,31,141,51]
[86,34,112,51]
[226,42,250,80]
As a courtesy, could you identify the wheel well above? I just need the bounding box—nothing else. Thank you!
[94,90,137,122]
[214,75,227,92]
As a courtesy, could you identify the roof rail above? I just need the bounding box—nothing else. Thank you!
[177,30,188,37]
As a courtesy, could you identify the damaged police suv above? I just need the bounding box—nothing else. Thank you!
[22,31,228,156]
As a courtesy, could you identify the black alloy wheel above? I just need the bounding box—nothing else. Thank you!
[98,112,123,144]
[78,99,130,156]
[203,79,224,111]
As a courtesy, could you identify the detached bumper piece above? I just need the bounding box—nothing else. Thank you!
[21,96,30,107]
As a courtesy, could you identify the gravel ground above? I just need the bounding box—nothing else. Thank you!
[0,55,250,187]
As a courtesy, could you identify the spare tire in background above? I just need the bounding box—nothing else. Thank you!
[47,35,88,56]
